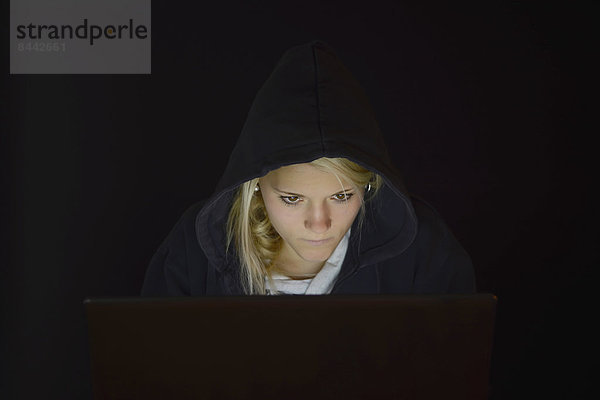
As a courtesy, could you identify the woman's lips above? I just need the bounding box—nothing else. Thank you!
[303,238,333,246]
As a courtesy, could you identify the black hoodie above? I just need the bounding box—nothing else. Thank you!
[141,40,476,296]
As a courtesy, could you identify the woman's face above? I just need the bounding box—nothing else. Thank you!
[258,163,363,272]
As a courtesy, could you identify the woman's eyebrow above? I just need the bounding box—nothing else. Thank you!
[273,187,354,196]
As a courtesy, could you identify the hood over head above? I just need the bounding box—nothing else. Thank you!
[197,40,417,283]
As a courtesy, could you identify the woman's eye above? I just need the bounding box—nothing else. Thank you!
[281,196,300,205]
[334,193,353,201]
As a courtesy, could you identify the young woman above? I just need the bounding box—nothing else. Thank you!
[141,40,475,296]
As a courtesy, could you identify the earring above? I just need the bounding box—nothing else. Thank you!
[365,182,371,193]
[254,185,260,192]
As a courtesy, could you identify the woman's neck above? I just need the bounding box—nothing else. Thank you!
[271,257,325,280]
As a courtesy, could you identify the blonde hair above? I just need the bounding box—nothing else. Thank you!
[225,157,382,294]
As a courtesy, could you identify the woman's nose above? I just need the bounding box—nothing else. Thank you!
[304,203,332,233]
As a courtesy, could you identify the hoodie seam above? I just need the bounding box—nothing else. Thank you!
[311,44,325,152]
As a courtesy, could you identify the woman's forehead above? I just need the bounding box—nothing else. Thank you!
[262,163,352,190]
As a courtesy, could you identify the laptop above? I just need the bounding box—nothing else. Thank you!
[84,294,496,400]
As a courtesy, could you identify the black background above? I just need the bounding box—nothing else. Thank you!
[2,1,596,399]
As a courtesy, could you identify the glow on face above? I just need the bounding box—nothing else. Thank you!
[258,163,363,272]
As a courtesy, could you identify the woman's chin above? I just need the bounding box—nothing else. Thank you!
[298,248,334,263]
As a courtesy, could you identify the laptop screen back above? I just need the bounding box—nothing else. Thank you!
[85,294,496,400]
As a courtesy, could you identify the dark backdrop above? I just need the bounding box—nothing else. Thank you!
[2,2,595,399]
